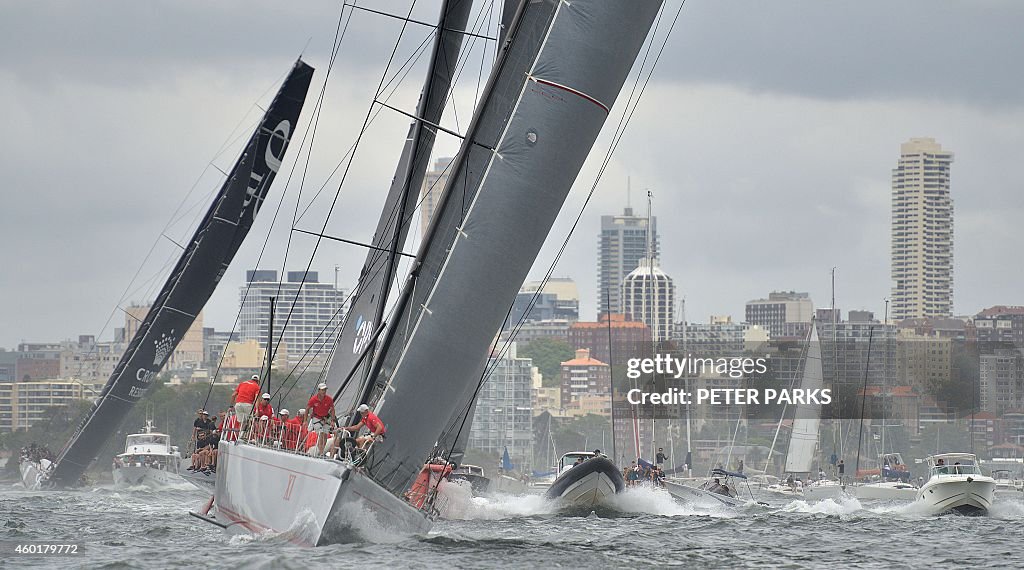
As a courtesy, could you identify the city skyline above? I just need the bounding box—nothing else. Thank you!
[2,1,1023,347]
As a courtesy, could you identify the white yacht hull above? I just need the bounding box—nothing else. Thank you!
[112,465,183,488]
[802,481,845,501]
[213,442,431,545]
[916,477,996,516]
[851,481,918,501]
[664,480,744,508]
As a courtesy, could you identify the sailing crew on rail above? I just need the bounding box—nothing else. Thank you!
[307,383,336,456]
[344,403,386,450]
[231,374,261,430]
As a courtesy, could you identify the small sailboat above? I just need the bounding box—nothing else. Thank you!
[850,452,917,501]
[773,324,843,500]
[111,420,184,488]
[915,453,996,515]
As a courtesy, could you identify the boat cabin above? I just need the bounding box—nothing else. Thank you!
[558,452,595,475]
[452,464,485,477]
[924,453,981,478]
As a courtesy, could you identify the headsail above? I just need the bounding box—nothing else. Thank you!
[784,325,824,474]
[49,60,314,486]
[329,0,473,415]
[365,0,664,498]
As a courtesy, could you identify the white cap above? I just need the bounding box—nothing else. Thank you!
[318,383,328,390]
[251,374,260,380]
[298,408,306,414]
[260,415,269,420]
[357,404,370,413]
[262,393,271,399]
[280,409,290,415]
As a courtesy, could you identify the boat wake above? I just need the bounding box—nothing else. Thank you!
[778,496,866,516]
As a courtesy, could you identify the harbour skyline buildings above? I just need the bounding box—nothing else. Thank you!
[621,257,676,341]
[597,204,658,317]
[238,269,345,367]
[891,137,955,321]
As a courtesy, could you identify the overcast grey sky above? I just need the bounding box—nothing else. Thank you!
[2,1,1023,349]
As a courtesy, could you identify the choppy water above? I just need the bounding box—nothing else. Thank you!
[3,481,1023,569]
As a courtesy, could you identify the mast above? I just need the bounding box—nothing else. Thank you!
[854,326,876,478]
[607,289,617,464]
[329,0,474,415]
[49,60,314,486]
[266,296,276,396]
[364,0,664,498]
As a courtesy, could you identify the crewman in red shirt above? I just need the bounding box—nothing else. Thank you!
[230,374,261,431]
[255,393,274,422]
[307,383,336,456]
[344,403,386,449]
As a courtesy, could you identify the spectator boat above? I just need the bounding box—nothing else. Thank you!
[915,453,996,515]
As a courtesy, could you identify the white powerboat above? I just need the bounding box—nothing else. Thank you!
[112,421,184,488]
[665,468,764,508]
[915,453,996,515]
[448,464,491,496]
[545,452,624,507]
[990,469,1024,497]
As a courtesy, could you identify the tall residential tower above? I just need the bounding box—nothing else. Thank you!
[891,138,954,321]
[598,206,658,316]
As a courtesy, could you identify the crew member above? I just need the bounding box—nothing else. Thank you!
[231,374,261,431]
[255,393,274,422]
[307,383,336,455]
[344,403,385,449]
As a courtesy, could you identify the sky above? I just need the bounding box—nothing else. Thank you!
[2,0,1023,349]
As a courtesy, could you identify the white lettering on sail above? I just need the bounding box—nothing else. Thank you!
[241,119,291,220]
[265,120,291,173]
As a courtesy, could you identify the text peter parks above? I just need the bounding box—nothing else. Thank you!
[623,353,832,409]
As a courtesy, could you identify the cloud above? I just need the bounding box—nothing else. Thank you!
[1,1,1022,348]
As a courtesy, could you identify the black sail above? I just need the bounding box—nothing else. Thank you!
[329,0,472,415]
[364,0,663,498]
[50,60,314,486]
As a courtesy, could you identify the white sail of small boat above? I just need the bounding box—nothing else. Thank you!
[204,0,664,545]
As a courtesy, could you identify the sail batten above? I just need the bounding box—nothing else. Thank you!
[366,0,665,498]
[48,60,314,486]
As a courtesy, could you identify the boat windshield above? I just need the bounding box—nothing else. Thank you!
[127,435,167,447]
[930,463,981,477]
[560,454,593,470]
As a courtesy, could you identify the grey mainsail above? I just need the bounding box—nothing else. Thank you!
[364,0,664,498]
[49,60,314,486]
[329,0,473,416]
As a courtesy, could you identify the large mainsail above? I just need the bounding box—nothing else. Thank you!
[364,0,664,497]
[50,60,314,486]
[785,325,824,474]
[329,0,473,415]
